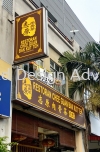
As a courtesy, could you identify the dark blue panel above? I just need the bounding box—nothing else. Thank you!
[0,75,11,117]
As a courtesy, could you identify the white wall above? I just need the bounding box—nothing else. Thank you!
[48,24,73,54]
[0,118,12,148]
[72,40,80,52]
[14,0,32,15]
[0,1,13,64]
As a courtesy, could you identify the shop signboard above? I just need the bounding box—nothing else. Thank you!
[15,69,85,129]
[14,7,48,64]
[0,59,12,117]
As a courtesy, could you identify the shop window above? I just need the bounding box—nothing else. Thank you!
[20,59,43,73]
[50,59,63,79]
[2,0,13,15]
[50,59,66,95]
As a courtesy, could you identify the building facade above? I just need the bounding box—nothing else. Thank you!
[31,0,95,49]
[0,0,96,152]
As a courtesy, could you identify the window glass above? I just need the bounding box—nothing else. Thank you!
[24,64,29,72]
[35,60,43,68]
[21,60,43,73]
[55,64,59,71]
[62,84,66,95]
[50,59,66,95]
[50,60,54,68]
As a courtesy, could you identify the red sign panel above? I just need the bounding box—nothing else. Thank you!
[89,135,100,141]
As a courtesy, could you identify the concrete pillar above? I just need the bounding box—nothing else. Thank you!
[0,117,12,151]
[0,118,12,141]
[75,130,85,152]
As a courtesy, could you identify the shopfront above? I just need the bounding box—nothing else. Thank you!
[11,109,76,152]
[11,69,85,152]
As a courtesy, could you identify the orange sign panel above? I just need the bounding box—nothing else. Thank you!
[16,69,85,129]
[14,7,48,64]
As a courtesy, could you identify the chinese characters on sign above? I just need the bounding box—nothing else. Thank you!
[14,7,48,64]
[16,70,85,128]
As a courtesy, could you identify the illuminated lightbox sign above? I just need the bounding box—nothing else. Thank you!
[0,77,11,117]
[0,59,12,117]
[14,7,48,64]
[16,69,85,129]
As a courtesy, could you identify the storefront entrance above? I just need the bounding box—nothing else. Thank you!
[11,109,75,152]
[12,145,74,152]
